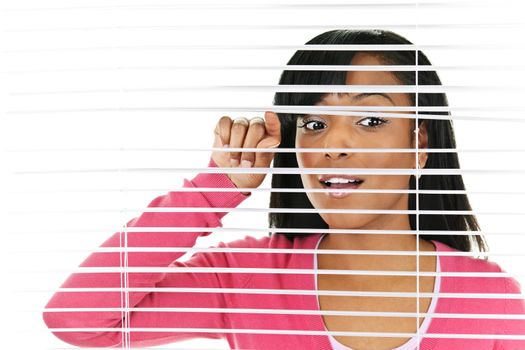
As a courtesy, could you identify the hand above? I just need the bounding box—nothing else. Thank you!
[211,111,281,193]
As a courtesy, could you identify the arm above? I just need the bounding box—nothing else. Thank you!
[494,275,525,349]
[43,158,250,348]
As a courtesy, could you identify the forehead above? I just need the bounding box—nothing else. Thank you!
[313,53,413,107]
[345,53,403,86]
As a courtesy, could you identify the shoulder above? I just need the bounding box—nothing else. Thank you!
[196,233,300,271]
[215,232,321,250]
[209,233,320,287]
[215,232,292,250]
[433,239,520,298]
[433,239,508,275]
[191,233,319,266]
[433,239,525,346]
[433,239,525,312]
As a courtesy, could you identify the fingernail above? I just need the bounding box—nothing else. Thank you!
[230,159,239,167]
[241,160,253,168]
[223,144,229,148]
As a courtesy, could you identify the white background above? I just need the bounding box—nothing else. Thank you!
[2,0,525,348]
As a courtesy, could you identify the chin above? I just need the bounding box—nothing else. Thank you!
[319,213,372,230]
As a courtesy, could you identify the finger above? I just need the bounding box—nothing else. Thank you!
[229,117,249,167]
[254,112,282,167]
[264,111,281,141]
[256,111,281,150]
[240,117,266,168]
[214,116,232,147]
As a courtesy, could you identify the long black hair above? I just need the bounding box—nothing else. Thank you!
[268,29,489,257]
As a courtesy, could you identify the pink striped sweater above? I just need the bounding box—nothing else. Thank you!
[43,158,525,349]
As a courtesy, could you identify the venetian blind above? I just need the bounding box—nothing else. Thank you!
[3,0,525,349]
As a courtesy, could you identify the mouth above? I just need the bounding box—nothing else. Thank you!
[318,175,364,198]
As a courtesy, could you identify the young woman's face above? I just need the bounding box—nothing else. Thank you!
[295,53,428,230]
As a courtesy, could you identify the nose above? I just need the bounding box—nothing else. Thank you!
[323,128,352,161]
[324,150,350,160]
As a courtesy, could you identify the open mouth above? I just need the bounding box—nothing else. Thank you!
[319,176,364,189]
[318,175,364,198]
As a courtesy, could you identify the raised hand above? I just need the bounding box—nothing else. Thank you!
[211,111,281,192]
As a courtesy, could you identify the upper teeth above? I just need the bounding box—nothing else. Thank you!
[324,178,359,183]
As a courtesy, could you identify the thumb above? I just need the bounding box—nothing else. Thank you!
[258,112,281,152]
[252,111,281,167]
[253,138,279,168]
[264,111,281,140]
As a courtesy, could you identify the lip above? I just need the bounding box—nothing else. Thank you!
[318,174,365,199]
[318,174,364,183]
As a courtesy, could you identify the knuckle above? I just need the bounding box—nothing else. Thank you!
[249,116,265,125]
[247,120,265,139]
[218,116,231,129]
[232,117,249,129]
[241,151,255,161]
[219,115,231,124]
[249,122,265,134]
[217,116,231,134]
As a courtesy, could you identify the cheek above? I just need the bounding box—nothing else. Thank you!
[364,152,408,169]
[364,153,414,188]
[295,135,315,168]
[297,155,316,188]
[296,152,316,169]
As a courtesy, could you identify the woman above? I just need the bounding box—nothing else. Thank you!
[43,29,525,349]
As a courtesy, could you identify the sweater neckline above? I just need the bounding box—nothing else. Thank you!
[303,233,452,350]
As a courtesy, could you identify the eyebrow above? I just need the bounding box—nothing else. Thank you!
[348,93,395,105]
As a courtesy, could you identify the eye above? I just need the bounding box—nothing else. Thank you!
[356,116,390,129]
[297,118,327,131]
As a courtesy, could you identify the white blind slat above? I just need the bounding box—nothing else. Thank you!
[4,0,525,349]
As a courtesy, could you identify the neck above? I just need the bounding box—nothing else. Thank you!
[319,214,436,274]
[326,213,416,252]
